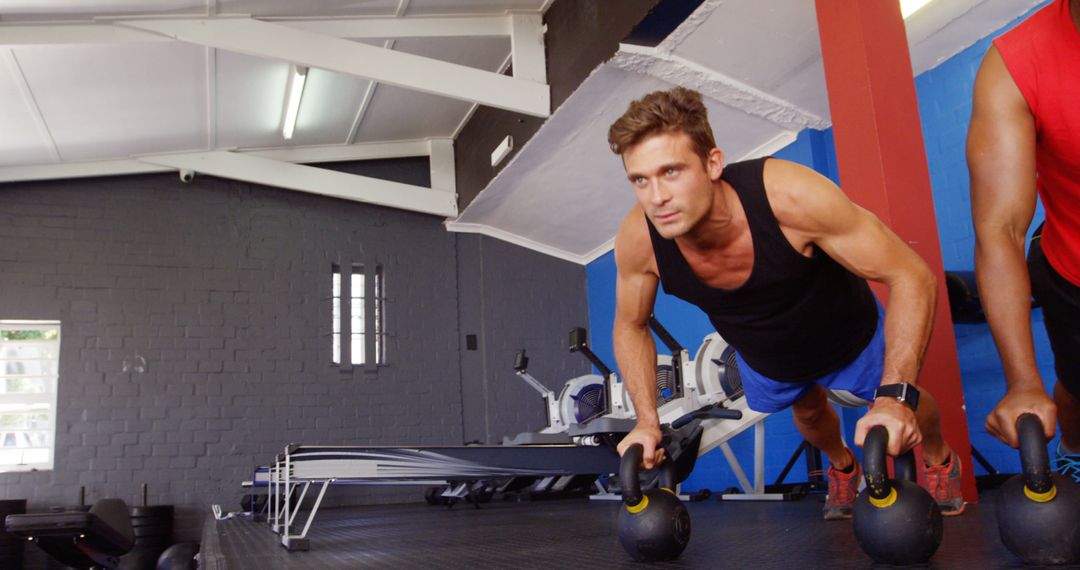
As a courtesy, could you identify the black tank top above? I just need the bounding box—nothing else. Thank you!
[646,157,878,382]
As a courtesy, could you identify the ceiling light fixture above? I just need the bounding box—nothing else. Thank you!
[900,0,934,19]
[282,65,308,140]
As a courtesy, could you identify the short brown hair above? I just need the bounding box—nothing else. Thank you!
[608,87,717,162]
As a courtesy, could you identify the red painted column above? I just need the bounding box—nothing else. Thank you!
[814,0,977,502]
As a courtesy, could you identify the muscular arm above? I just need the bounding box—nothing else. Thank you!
[967,46,1056,445]
[767,160,937,387]
[766,159,936,454]
[612,208,664,466]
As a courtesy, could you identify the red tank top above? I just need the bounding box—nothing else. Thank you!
[994,0,1080,286]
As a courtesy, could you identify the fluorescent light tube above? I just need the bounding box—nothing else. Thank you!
[282,65,308,140]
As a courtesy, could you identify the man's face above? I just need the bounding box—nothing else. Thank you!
[623,131,720,239]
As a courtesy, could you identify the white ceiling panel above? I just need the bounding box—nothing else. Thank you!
[352,83,473,142]
[0,51,57,166]
[214,50,290,150]
[352,35,512,141]
[13,42,206,161]
[672,0,821,93]
[391,36,510,67]
[770,58,831,125]
[453,64,794,260]
[288,67,374,147]
[217,0,400,18]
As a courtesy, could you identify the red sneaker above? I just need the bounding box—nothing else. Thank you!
[922,449,966,516]
[823,448,861,521]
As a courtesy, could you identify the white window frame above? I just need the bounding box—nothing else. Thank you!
[331,265,385,366]
[0,320,60,473]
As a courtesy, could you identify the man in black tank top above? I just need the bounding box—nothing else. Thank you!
[607,87,965,519]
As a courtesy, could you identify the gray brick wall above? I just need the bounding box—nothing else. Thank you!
[457,235,592,444]
[0,161,589,543]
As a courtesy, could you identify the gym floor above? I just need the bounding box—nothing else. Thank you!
[199,489,1051,569]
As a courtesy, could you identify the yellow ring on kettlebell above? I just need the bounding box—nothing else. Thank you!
[1023,484,1057,503]
[869,488,898,509]
[626,495,649,514]
[661,487,676,495]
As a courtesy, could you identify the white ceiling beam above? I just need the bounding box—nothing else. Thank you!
[510,13,546,83]
[428,138,456,196]
[205,47,217,150]
[115,18,549,117]
[280,16,512,39]
[138,151,457,218]
[0,160,171,183]
[2,49,61,162]
[0,15,526,46]
[346,0,409,144]
[611,44,829,132]
[248,140,432,163]
[0,140,435,183]
[0,23,168,46]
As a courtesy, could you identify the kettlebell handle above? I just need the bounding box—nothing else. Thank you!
[620,444,678,506]
[1016,413,1053,495]
[863,425,917,501]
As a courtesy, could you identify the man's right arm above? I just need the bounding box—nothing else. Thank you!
[612,208,664,468]
[967,45,1056,446]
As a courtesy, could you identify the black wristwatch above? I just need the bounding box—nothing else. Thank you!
[873,383,920,411]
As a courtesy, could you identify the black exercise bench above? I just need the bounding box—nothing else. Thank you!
[4,498,134,570]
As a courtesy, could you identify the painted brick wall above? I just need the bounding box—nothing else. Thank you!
[458,235,592,444]
[0,159,589,546]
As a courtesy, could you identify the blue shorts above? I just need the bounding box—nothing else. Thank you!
[737,303,885,413]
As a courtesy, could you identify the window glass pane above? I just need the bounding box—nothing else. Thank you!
[2,359,57,377]
[1,330,57,341]
[332,333,340,365]
[1,377,50,394]
[0,447,49,465]
[350,299,364,332]
[332,271,341,298]
[331,298,341,335]
[0,342,59,361]
[0,430,49,448]
[0,323,58,472]
[351,274,364,300]
[351,334,365,365]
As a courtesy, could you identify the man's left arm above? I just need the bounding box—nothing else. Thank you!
[765,159,937,456]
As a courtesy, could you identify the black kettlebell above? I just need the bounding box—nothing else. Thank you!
[617,443,691,562]
[852,426,943,565]
[996,413,1080,566]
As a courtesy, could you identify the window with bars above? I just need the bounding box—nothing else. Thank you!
[0,321,60,473]
[331,264,385,366]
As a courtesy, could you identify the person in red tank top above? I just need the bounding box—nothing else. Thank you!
[968,0,1080,482]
